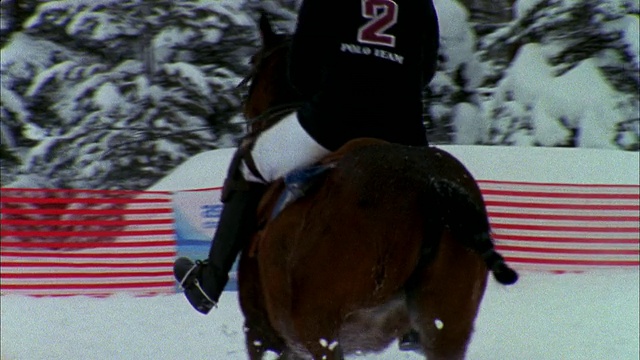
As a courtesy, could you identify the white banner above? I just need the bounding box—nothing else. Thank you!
[172,189,222,245]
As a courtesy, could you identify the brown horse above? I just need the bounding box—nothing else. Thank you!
[236,14,518,360]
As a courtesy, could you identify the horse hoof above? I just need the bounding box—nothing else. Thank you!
[398,330,422,352]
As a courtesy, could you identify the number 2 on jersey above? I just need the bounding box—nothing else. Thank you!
[357,0,399,47]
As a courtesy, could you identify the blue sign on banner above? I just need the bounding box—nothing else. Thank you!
[172,189,238,290]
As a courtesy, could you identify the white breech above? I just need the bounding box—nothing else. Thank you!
[241,112,331,183]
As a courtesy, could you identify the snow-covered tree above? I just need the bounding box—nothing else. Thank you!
[427,0,491,144]
[480,0,639,149]
[1,0,259,189]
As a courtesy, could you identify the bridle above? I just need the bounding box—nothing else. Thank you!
[237,37,292,90]
[238,36,302,136]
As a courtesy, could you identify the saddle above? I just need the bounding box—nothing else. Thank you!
[262,138,387,216]
[247,137,388,256]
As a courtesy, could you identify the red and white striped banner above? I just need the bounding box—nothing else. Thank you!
[1,179,638,296]
[480,180,640,272]
[0,188,177,296]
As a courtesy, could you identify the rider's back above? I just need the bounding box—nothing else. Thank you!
[289,0,440,150]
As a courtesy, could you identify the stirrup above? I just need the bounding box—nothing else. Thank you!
[177,260,201,289]
[177,260,211,287]
[191,280,218,310]
[181,262,217,307]
[176,259,218,313]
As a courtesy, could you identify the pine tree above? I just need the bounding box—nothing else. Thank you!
[1,0,259,189]
[480,0,639,149]
[427,0,490,144]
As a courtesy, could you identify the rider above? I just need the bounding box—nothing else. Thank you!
[173,0,440,316]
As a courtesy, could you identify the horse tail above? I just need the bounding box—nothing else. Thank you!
[475,233,519,285]
[423,179,519,285]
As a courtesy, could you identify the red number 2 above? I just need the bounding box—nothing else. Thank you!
[357,0,399,47]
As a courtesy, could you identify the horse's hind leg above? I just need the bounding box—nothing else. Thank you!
[291,323,345,360]
[407,231,489,360]
[287,304,345,360]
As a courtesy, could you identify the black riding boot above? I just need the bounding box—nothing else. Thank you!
[173,183,265,314]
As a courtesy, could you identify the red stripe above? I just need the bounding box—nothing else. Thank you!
[482,189,639,199]
[1,251,176,258]
[493,234,639,244]
[0,208,172,215]
[34,292,172,298]
[479,180,640,188]
[0,229,174,238]
[485,200,638,211]
[2,271,173,279]
[0,240,175,248]
[1,187,171,195]
[1,218,173,226]
[491,223,639,233]
[499,245,639,255]
[1,262,171,268]
[488,211,640,222]
[505,257,640,266]
[0,281,175,290]
[0,197,170,204]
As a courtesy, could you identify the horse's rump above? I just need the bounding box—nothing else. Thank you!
[241,139,494,357]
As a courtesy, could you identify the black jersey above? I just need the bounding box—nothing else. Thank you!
[288,0,440,151]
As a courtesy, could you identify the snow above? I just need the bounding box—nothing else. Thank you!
[514,0,545,18]
[1,34,65,75]
[162,63,213,98]
[434,0,487,89]
[489,43,632,148]
[607,12,640,70]
[452,103,483,144]
[0,87,28,123]
[1,271,638,359]
[93,82,124,114]
[148,145,639,191]
[21,123,48,141]
[147,147,236,191]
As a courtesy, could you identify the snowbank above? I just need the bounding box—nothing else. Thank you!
[149,145,639,191]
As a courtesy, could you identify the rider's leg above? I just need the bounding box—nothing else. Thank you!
[173,113,330,314]
[240,112,330,183]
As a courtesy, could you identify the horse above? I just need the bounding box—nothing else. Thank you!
[235,14,518,360]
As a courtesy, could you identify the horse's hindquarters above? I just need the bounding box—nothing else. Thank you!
[407,229,489,360]
[256,193,424,353]
[242,143,495,359]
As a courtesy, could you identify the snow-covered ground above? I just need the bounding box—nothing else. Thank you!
[2,270,638,360]
[2,144,639,359]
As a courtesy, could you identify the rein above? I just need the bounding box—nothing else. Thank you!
[232,33,301,184]
[245,102,303,136]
